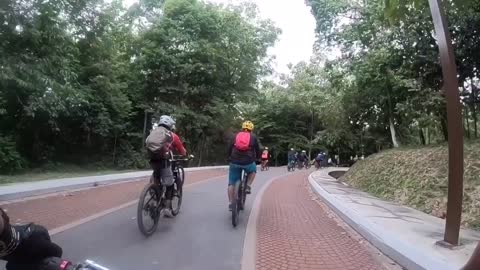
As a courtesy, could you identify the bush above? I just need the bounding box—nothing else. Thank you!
[115,142,148,169]
[0,136,26,173]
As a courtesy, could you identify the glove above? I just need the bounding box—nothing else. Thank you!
[6,257,74,270]
[4,223,63,268]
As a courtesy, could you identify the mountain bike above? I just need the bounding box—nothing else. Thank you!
[137,153,191,237]
[24,257,110,270]
[305,160,312,169]
[231,170,248,227]
[72,260,110,270]
[260,160,269,171]
[287,159,296,172]
[297,160,305,170]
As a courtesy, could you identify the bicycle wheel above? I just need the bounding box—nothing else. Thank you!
[239,173,247,211]
[137,182,162,237]
[232,180,241,227]
[171,166,184,216]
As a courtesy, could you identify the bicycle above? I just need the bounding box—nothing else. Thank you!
[137,153,190,237]
[260,160,269,171]
[305,160,312,169]
[71,259,110,270]
[231,170,248,227]
[297,160,305,170]
[20,257,110,270]
[287,159,296,172]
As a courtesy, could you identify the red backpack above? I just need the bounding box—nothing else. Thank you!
[234,132,251,151]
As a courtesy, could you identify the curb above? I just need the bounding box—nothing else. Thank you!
[308,172,452,270]
[0,166,228,201]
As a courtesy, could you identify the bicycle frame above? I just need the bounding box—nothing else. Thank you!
[148,153,189,212]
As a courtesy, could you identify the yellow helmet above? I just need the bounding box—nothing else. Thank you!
[242,121,254,131]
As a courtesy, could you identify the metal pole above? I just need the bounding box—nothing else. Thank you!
[427,0,464,246]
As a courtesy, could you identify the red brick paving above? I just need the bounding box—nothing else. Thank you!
[0,169,226,230]
[256,171,386,270]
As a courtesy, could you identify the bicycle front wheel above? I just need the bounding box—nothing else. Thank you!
[137,182,161,237]
[171,166,184,216]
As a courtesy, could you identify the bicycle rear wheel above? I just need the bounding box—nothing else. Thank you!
[137,182,162,236]
[232,180,240,227]
[239,173,247,211]
[171,166,184,216]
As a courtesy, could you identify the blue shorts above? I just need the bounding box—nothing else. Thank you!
[228,162,257,186]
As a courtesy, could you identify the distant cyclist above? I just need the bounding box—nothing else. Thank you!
[297,150,308,167]
[146,115,187,217]
[261,147,269,169]
[287,148,296,164]
[227,121,261,211]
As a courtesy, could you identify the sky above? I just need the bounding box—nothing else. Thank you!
[206,0,317,75]
[123,0,317,75]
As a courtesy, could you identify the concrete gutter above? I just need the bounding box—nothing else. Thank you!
[0,166,228,201]
[308,168,479,270]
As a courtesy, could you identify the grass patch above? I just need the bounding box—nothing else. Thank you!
[0,164,134,185]
[341,140,480,230]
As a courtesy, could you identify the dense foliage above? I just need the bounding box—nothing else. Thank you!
[3,0,480,173]
[0,0,279,172]
[242,0,480,166]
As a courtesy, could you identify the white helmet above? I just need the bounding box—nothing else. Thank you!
[302,150,306,153]
[265,147,268,150]
[290,148,294,151]
[158,115,176,130]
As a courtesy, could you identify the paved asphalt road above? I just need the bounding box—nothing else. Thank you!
[53,167,287,270]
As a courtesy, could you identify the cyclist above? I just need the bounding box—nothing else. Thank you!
[297,150,308,167]
[287,148,296,167]
[0,208,67,270]
[147,115,187,218]
[261,147,269,169]
[227,121,261,211]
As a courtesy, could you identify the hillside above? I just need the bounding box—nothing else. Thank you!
[341,141,480,229]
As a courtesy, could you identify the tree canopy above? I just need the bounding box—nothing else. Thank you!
[2,0,480,172]
[0,0,279,172]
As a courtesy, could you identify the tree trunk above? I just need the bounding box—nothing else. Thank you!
[427,127,432,144]
[465,105,471,139]
[389,117,400,147]
[471,81,478,138]
[440,114,448,141]
[385,76,400,148]
[142,111,148,148]
[112,134,118,165]
[196,136,205,167]
[420,128,426,145]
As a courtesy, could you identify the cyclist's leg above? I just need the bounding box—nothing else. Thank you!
[244,162,257,193]
[228,163,242,207]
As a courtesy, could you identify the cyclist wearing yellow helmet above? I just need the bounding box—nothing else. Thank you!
[227,120,261,211]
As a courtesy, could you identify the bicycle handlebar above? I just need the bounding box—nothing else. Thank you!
[169,153,194,162]
[76,260,110,270]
